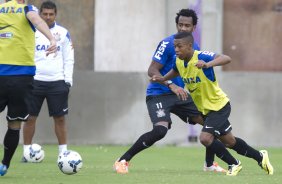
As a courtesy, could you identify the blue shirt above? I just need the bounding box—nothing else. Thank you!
[146,34,200,96]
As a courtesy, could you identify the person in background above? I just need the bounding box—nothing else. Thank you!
[0,0,57,176]
[22,0,74,160]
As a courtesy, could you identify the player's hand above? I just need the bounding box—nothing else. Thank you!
[170,84,188,101]
[150,75,165,83]
[195,60,210,69]
[46,39,57,57]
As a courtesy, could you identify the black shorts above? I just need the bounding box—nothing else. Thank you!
[202,102,232,137]
[146,93,201,128]
[0,75,33,122]
[27,80,70,117]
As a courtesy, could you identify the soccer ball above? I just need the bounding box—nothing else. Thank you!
[23,143,45,163]
[57,150,83,175]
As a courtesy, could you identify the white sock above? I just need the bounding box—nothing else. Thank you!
[58,144,67,154]
[23,144,31,154]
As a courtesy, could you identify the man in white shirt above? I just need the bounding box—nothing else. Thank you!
[22,0,74,160]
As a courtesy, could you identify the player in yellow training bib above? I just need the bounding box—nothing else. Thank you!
[151,32,274,176]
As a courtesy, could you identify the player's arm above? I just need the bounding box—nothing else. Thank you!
[26,11,57,56]
[195,54,231,69]
[152,68,188,100]
[62,32,74,87]
[148,60,163,78]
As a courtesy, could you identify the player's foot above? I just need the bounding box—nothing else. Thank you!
[203,162,226,173]
[0,164,8,176]
[113,159,129,174]
[259,150,274,175]
[226,160,242,176]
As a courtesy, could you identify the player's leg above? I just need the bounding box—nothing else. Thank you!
[220,132,274,175]
[47,80,69,154]
[22,80,45,158]
[23,115,37,145]
[54,115,67,153]
[174,99,225,172]
[200,102,241,176]
[114,95,173,174]
[1,76,32,175]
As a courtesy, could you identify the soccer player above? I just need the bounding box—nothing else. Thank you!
[151,31,274,176]
[114,9,225,174]
[22,0,74,159]
[0,0,57,176]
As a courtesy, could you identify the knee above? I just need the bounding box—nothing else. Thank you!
[199,133,213,146]
[8,121,22,130]
[225,137,236,148]
[152,125,168,140]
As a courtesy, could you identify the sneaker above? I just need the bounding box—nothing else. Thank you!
[0,164,8,176]
[203,162,226,173]
[226,160,242,176]
[113,159,129,174]
[259,150,274,175]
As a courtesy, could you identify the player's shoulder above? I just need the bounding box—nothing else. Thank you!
[53,23,69,34]
[197,50,216,61]
[198,50,216,56]
[161,34,175,43]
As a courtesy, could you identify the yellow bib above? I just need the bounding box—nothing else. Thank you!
[176,50,229,115]
[0,0,35,66]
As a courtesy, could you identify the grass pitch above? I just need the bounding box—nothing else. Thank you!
[0,145,281,184]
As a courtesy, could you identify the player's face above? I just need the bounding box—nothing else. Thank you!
[174,38,193,60]
[176,16,195,33]
[40,8,56,27]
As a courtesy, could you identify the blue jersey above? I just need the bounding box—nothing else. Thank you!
[146,34,200,96]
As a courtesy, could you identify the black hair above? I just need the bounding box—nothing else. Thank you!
[40,0,57,14]
[174,32,194,44]
[175,9,198,25]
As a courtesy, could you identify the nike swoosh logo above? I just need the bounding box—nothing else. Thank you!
[0,25,12,30]
[189,88,197,93]
[205,125,213,129]
[63,108,68,112]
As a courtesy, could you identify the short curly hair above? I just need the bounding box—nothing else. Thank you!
[175,9,198,26]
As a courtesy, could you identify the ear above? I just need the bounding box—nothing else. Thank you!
[192,25,196,32]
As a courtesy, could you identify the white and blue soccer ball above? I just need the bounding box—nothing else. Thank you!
[23,143,45,163]
[57,150,83,175]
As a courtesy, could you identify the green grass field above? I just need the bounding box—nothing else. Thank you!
[0,145,281,184]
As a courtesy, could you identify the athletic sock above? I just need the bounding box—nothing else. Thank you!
[207,139,238,165]
[59,144,68,154]
[23,144,31,154]
[232,137,262,163]
[119,126,168,162]
[205,140,217,167]
[2,129,20,168]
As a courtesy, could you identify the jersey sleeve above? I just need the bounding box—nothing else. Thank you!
[24,4,38,14]
[62,31,75,86]
[198,51,216,63]
[198,51,217,82]
[152,39,171,65]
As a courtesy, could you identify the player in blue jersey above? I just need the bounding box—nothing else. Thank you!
[151,31,274,176]
[0,0,57,176]
[114,9,225,174]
